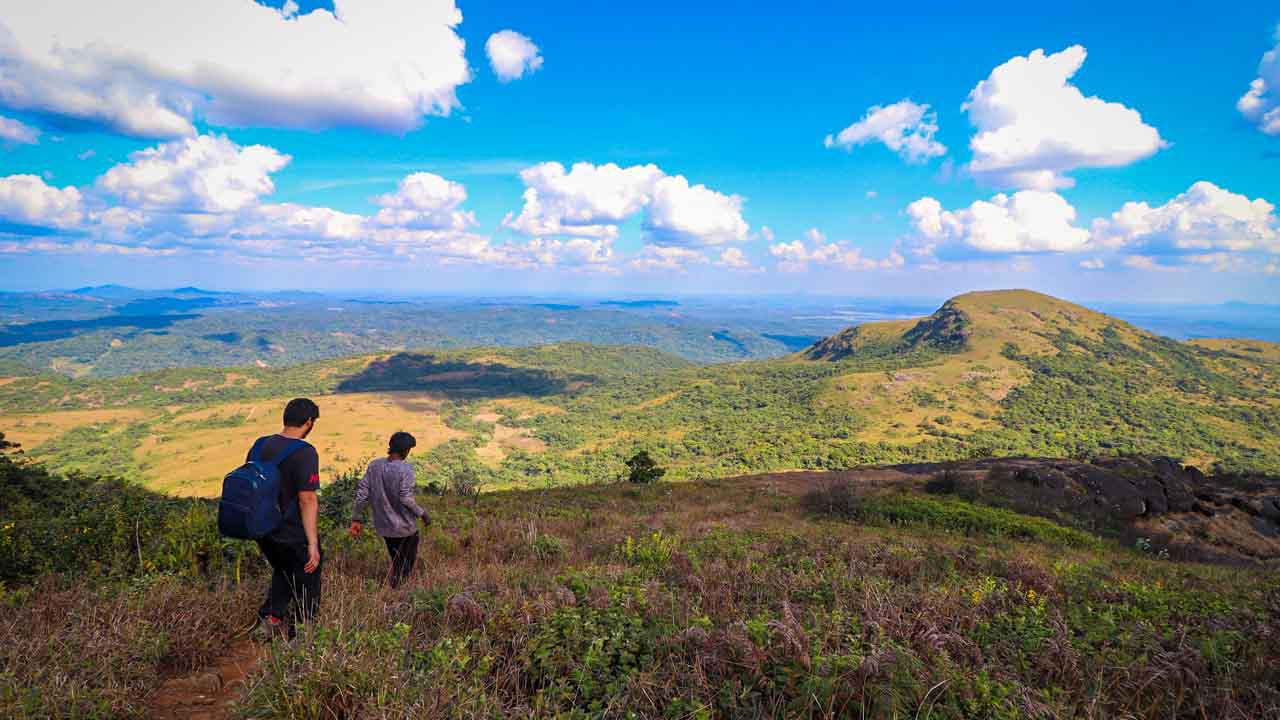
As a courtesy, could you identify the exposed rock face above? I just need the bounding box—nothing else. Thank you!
[901,301,970,352]
[804,301,971,361]
[803,326,870,361]
[886,455,1280,566]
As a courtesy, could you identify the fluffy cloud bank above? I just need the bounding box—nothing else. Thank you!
[824,100,946,163]
[906,191,1091,259]
[769,228,903,272]
[1238,26,1280,135]
[0,134,508,264]
[0,0,470,138]
[0,116,39,146]
[965,46,1166,189]
[644,175,749,247]
[0,175,83,230]
[503,162,749,266]
[372,173,475,231]
[96,135,289,213]
[1092,181,1279,267]
[486,30,544,83]
[0,145,759,272]
[906,181,1279,272]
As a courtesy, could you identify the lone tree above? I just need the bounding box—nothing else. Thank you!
[624,450,665,485]
[450,467,482,499]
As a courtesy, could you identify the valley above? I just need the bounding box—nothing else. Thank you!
[3,290,1279,498]
[4,288,1280,719]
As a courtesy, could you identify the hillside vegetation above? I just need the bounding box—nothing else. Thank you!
[2,290,1279,496]
[0,290,829,376]
[2,447,1277,719]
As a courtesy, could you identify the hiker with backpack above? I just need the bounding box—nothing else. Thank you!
[348,431,429,588]
[218,398,323,640]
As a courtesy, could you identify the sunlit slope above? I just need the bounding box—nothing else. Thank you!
[3,291,1279,494]
[805,289,1280,469]
[0,344,694,494]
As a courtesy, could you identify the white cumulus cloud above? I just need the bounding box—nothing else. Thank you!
[0,0,470,138]
[964,45,1166,190]
[1238,26,1280,135]
[517,236,616,271]
[824,100,946,163]
[0,174,82,229]
[372,172,474,231]
[629,245,708,272]
[503,162,664,239]
[504,161,749,248]
[769,228,903,272]
[0,115,39,145]
[906,191,1091,259]
[716,247,758,271]
[1,134,517,264]
[644,175,748,247]
[1091,181,1278,268]
[95,134,289,213]
[486,30,544,83]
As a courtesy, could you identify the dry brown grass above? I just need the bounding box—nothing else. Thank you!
[476,423,548,467]
[0,408,148,449]
[136,393,465,496]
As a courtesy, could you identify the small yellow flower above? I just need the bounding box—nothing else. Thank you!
[1027,589,1037,602]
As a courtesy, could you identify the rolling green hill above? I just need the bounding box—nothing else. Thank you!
[2,290,1279,494]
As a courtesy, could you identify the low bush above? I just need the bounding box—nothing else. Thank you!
[802,479,860,519]
[624,451,665,485]
[525,579,658,714]
[856,494,1102,548]
[0,452,248,584]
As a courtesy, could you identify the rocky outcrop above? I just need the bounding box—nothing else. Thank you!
[901,301,970,352]
[887,455,1280,566]
[803,326,871,361]
[804,301,971,361]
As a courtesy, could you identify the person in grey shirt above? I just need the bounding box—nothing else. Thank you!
[349,431,429,587]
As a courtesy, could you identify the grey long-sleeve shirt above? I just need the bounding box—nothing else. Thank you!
[351,457,427,538]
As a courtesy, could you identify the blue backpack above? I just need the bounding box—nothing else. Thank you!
[217,437,307,540]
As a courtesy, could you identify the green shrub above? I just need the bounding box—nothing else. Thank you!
[616,531,678,573]
[450,467,482,497]
[849,494,1101,549]
[0,452,246,583]
[624,451,665,485]
[802,480,860,519]
[526,580,658,714]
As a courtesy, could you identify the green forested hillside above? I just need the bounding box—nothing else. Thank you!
[3,290,1279,494]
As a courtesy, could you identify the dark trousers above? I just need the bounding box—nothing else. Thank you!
[256,536,322,632]
[384,532,419,588]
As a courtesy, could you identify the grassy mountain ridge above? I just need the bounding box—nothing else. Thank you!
[802,290,1280,470]
[3,290,1279,495]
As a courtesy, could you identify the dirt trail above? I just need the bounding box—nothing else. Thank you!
[149,638,261,720]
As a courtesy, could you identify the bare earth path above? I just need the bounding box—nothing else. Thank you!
[148,638,260,720]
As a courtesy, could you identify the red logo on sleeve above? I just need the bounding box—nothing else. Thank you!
[308,474,320,488]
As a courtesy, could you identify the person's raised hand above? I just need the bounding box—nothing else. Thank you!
[349,521,362,538]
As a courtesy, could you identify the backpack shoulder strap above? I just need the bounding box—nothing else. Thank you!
[247,436,269,463]
[266,439,309,468]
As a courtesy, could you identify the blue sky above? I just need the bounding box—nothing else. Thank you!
[0,0,1277,302]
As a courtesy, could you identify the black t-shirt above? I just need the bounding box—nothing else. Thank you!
[247,434,320,547]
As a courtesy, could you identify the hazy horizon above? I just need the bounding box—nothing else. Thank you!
[1,2,1277,302]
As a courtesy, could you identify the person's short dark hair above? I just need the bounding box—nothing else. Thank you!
[283,398,320,427]
[389,431,417,457]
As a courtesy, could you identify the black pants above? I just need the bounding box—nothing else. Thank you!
[384,532,419,588]
[256,536,322,633]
